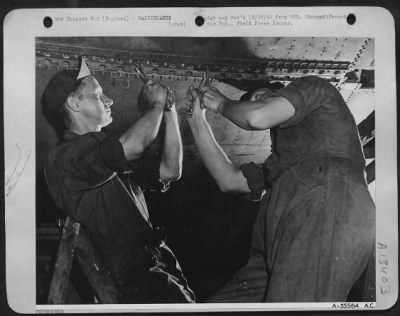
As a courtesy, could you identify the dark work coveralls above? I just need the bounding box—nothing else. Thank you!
[209,76,375,302]
[45,131,195,303]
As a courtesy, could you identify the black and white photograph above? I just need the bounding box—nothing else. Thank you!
[3,7,397,313]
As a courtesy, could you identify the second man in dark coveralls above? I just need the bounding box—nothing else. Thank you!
[187,76,375,302]
[43,60,195,303]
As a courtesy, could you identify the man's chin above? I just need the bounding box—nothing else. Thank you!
[101,117,113,128]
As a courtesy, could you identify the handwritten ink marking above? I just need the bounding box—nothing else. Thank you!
[377,241,391,295]
[377,242,387,250]
[5,143,31,197]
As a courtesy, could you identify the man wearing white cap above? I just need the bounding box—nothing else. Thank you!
[42,58,195,303]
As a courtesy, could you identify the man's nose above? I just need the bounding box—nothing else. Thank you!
[102,94,113,107]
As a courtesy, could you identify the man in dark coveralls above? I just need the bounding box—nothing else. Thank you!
[43,58,195,303]
[187,76,375,302]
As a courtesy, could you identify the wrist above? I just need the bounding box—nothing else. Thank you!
[150,101,165,110]
[164,108,177,115]
[164,102,176,112]
[217,98,230,114]
[190,111,206,127]
[163,107,177,120]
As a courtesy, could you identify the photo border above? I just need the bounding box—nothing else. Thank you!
[4,1,398,311]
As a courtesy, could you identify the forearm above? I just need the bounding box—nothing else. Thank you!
[119,103,164,160]
[160,109,183,181]
[218,97,295,131]
[189,115,250,193]
[218,100,265,131]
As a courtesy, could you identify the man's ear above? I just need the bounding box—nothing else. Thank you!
[251,88,273,101]
[250,90,265,101]
[66,94,80,112]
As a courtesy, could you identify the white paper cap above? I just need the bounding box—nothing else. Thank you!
[76,57,91,80]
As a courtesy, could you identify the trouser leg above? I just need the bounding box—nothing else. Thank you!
[207,254,268,302]
[208,195,270,303]
[264,176,375,302]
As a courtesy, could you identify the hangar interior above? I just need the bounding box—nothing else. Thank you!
[36,37,375,303]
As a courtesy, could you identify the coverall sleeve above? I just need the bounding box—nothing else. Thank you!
[240,162,266,201]
[128,153,164,191]
[63,133,130,191]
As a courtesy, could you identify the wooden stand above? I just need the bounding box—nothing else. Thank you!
[47,217,119,304]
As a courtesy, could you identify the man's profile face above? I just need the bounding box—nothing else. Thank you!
[77,76,114,129]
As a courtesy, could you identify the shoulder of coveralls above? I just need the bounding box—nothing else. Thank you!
[43,134,109,209]
[282,75,335,96]
[277,75,337,128]
[45,132,105,171]
[51,132,106,155]
[47,132,130,173]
